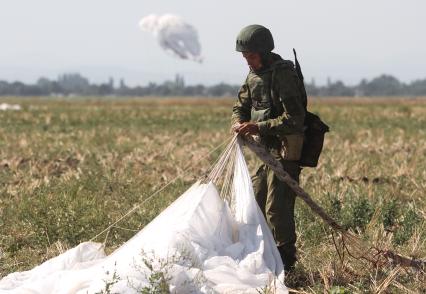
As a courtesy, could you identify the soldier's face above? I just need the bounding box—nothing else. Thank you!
[242,52,262,71]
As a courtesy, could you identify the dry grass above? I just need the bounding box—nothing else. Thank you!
[0,96,425,292]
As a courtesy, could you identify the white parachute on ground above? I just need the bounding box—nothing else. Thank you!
[139,14,203,63]
[0,138,287,293]
[0,103,21,111]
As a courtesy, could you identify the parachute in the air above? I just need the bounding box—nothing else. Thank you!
[139,14,203,63]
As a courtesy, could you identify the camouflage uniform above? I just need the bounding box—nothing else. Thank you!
[232,52,306,269]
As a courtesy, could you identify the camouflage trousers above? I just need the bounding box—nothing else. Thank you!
[251,158,301,267]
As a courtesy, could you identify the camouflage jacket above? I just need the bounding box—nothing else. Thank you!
[232,53,306,137]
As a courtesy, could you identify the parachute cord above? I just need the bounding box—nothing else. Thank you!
[90,134,237,243]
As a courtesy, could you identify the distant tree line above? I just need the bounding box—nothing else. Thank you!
[305,75,426,97]
[1,73,426,97]
[0,74,239,97]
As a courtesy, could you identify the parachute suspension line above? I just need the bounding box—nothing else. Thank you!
[207,135,238,183]
[209,142,235,202]
[201,138,233,182]
[90,134,237,243]
[206,139,232,182]
[219,143,237,205]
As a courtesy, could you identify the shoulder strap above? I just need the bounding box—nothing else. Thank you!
[268,61,283,114]
[268,52,308,112]
[268,58,297,107]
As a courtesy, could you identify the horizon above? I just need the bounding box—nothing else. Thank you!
[2,68,426,88]
[1,71,425,88]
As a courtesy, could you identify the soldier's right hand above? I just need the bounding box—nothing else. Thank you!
[234,122,259,136]
[231,123,241,134]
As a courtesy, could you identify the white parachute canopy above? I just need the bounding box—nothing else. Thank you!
[0,139,287,293]
[139,14,203,63]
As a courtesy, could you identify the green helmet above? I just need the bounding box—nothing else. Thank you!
[236,24,274,53]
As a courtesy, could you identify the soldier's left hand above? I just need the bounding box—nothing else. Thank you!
[235,122,259,135]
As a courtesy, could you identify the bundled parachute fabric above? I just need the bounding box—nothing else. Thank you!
[0,139,286,293]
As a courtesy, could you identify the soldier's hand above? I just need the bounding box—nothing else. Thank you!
[234,122,259,135]
[231,123,241,134]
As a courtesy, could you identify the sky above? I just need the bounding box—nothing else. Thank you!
[1,0,425,86]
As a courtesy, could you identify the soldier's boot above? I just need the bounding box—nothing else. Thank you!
[277,245,297,272]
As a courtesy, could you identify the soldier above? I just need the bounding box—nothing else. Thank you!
[232,24,306,272]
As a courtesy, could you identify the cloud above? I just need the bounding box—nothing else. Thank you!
[139,14,203,63]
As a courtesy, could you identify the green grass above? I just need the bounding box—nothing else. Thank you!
[0,97,425,292]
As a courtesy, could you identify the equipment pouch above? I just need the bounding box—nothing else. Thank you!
[299,111,329,167]
[280,133,304,161]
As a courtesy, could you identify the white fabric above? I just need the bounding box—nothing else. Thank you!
[0,143,286,293]
[139,14,203,63]
[0,103,21,111]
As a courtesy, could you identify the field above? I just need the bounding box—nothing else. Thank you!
[0,97,425,293]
